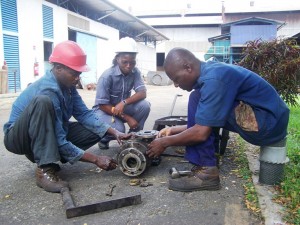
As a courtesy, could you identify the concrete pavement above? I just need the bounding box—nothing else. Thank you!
[0,84,283,225]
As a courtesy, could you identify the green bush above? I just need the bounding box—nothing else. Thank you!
[239,38,300,106]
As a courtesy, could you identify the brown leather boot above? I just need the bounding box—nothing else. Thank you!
[35,166,69,193]
[168,166,221,192]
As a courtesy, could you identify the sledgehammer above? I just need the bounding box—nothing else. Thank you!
[60,187,141,218]
[169,167,192,179]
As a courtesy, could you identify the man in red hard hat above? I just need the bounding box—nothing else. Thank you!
[3,41,131,193]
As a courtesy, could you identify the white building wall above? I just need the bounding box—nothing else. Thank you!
[18,0,45,88]
[1,0,155,91]
[156,27,220,42]
[17,0,120,89]
[277,19,300,39]
[155,27,221,60]
[136,43,156,80]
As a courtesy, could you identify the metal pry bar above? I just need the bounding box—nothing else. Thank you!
[60,187,142,219]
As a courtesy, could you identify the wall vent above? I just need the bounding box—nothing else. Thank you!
[68,14,90,31]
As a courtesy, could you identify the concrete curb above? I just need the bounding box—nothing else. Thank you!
[245,146,286,225]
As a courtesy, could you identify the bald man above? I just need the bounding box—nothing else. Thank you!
[146,47,289,192]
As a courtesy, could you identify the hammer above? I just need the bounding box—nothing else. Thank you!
[169,167,192,179]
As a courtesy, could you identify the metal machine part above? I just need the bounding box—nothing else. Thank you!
[117,130,158,177]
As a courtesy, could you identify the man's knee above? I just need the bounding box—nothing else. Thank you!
[139,100,151,114]
[31,95,54,111]
[33,95,52,105]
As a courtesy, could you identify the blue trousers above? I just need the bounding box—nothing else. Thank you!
[96,99,150,142]
[185,90,217,167]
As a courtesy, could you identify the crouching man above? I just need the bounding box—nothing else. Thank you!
[3,41,131,193]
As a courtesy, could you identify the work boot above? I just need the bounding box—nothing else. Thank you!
[168,166,221,192]
[35,165,69,193]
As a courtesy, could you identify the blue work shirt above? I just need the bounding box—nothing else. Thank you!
[94,65,146,106]
[193,61,289,146]
[3,70,110,163]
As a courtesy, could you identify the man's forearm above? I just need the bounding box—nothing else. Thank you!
[161,125,212,147]
[125,91,146,105]
[170,125,187,135]
[80,152,97,164]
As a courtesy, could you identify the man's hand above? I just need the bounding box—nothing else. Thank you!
[157,127,172,137]
[108,127,132,145]
[112,101,125,116]
[146,138,167,158]
[120,114,139,130]
[95,156,118,171]
[125,116,139,130]
[80,152,117,171]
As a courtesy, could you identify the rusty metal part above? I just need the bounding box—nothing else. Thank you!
[60,187,142,219]
[105,184,116,196]
[117,130,158,177]
[129,178,141,186]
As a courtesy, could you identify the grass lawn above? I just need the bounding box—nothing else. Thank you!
[274,102,300,224]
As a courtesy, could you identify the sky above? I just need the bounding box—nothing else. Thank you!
[109,0,300,16]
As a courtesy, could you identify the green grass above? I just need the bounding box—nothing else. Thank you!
[232,100,300,224]
[275,102,300,224]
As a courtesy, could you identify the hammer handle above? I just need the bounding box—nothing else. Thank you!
[61,187,75,210]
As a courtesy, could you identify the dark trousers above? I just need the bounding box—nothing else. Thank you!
[4,96,100,166]
[184,90,217,167]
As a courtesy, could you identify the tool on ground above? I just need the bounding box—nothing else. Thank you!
[106,184,116,196]
[60,187,142,218]
[169,167,192,179]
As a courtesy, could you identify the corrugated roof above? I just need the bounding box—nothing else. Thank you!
[46,0,169,43]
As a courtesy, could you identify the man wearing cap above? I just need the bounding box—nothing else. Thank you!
[3,41,131,193]
[94,37,151,149]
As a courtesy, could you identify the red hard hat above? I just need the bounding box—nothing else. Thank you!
[49,40,90,72]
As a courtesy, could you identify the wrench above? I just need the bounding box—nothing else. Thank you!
[106,184,116,196]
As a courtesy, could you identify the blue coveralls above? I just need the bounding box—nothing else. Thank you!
[185,61,289,167]
[185,90,217,166]
[94,65,150,141]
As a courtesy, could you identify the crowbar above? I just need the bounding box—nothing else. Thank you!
[60,187,142,219]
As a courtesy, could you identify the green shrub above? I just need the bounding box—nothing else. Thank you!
[239,38,300,106]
